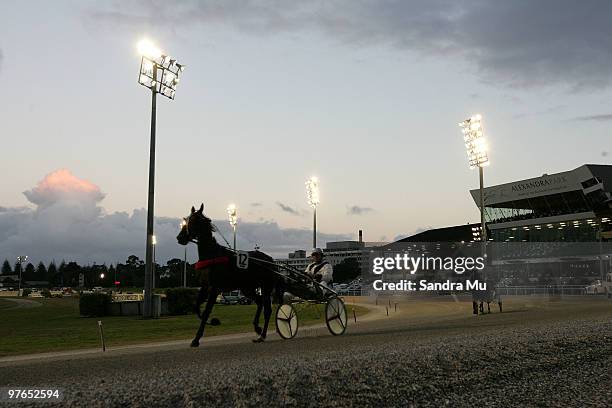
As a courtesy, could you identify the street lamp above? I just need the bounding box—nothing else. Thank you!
[227,204,238,251]
[306,176,320,248]
[137,39,185,318]
[16,255,28,293]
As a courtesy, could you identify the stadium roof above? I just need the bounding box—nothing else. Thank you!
[396,223,482,243]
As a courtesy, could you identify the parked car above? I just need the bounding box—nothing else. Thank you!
[217,290,252,305]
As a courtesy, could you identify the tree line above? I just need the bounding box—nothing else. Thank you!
[0,256,200,288]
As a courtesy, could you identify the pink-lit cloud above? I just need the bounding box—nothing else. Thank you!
[23,169,105,208]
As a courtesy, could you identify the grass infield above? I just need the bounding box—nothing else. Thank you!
[0,297,368,357]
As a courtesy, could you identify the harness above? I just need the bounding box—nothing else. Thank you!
[194,256,230,270]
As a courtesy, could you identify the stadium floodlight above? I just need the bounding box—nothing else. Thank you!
[459,114,489,169]
[137,39,184,100]
[306,176,320,248]
[16,255,28,293]
[459,114,489,243]
[138,38,185,318]
[227,204,238,250]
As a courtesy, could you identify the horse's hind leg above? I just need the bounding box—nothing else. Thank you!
[253,291,272,343]
[487,301,491,313]
[191,289,218,348]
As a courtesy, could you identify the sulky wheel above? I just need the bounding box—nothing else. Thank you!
[325,297,347,336]
[275,304,298,339]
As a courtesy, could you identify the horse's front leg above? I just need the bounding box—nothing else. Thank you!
[193,286,208,318]
[191,289,219,348]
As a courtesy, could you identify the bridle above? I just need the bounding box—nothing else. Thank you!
[183,214,234,251]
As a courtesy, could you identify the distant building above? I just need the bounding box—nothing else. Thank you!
[275,230,388,272]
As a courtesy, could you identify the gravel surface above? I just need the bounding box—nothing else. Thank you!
[2,299,611,407]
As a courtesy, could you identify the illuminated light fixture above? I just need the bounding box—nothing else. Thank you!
[227,204,237,227]
[459,114,489,169]
[137,39,162,59]
[306,176,320,248]
[137,39,185,100]
[306,176,320,208]
[227,204,238,250]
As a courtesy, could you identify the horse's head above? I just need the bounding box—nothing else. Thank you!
[177,203,216,245]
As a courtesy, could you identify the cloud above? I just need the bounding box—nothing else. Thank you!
[24,169,105,208]
[571,113,612,122]
[347,205,373,215]
[276,202,301,216]
[0,170,348,264]
[89,1,612,90]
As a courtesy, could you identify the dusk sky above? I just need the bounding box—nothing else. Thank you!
[2,0,612,263]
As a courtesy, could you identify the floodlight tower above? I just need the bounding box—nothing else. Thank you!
[458,114,489,245]
[306,176,320,248]
[137,39,185,318]
[227,204,238,251]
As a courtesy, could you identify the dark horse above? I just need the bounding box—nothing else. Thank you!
[177,204,282,347]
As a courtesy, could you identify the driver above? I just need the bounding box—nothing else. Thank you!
[305,248,333,288]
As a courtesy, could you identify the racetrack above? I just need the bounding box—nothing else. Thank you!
[1,296,610,407]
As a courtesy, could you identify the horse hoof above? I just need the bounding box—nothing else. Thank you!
[190,340,200,348]
[254,326,262,335]
[252,336,265,343]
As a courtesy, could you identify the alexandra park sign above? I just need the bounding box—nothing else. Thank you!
[511,175,568,193]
